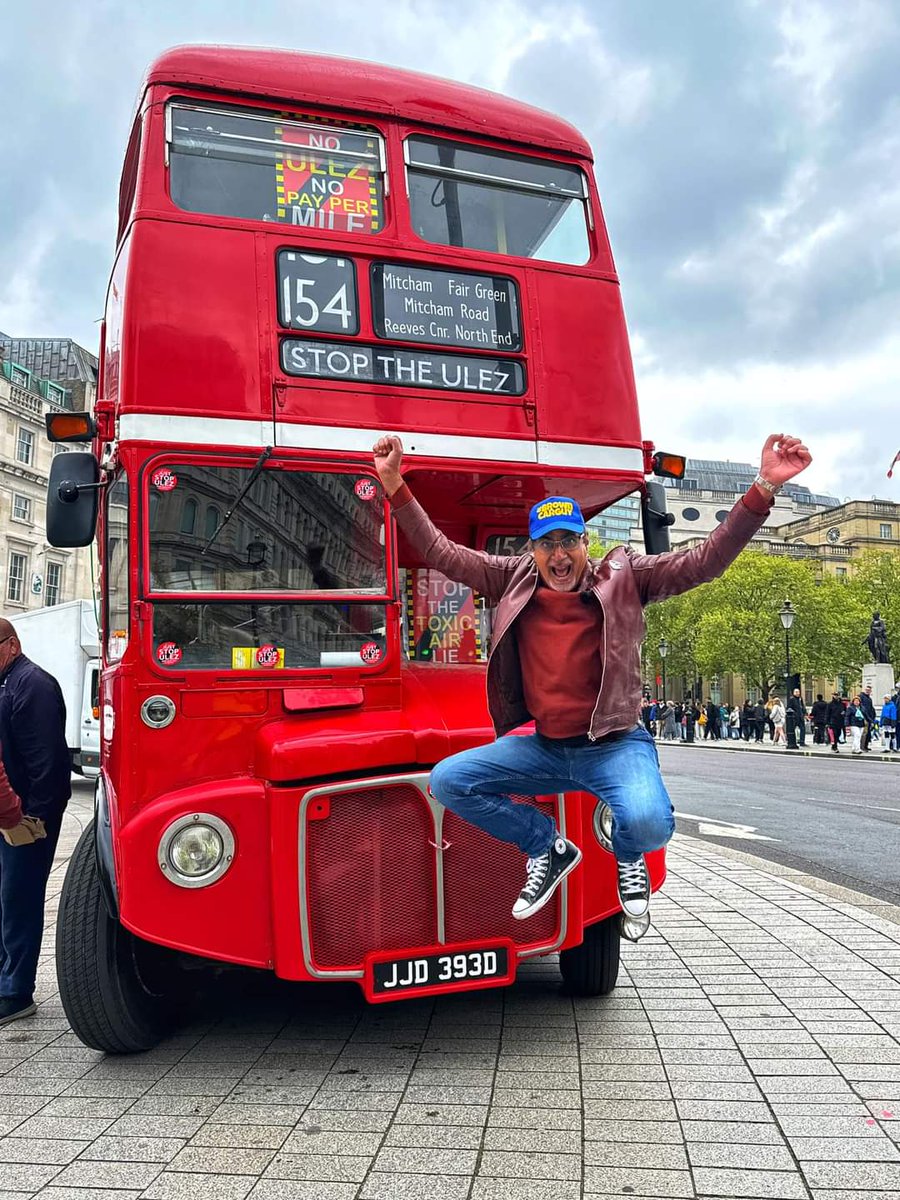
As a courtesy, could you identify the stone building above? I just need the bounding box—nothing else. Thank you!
[0,335,98,611]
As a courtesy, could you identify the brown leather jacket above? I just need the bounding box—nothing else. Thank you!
[392,487,771,740]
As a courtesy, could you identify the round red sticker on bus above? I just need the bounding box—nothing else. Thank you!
[360,641,383,665]
[354,478,377,501]
[156,641,182,666]
[152,468,177,492]
[256,644,280,667]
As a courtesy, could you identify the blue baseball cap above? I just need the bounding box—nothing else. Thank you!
[529,496,586,540]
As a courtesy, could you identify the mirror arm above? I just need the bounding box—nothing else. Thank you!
[57,480,107,504]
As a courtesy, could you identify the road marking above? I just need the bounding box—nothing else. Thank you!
[677,813,780,842]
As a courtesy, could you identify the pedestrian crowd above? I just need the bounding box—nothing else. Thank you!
[641,681,899,754]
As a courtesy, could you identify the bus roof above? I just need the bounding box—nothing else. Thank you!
[143,45,593,159]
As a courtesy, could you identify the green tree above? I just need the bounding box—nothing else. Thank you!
[643,550,869,697]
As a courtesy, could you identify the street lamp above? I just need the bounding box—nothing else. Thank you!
[658,638,668,704]
[779,600,797,749]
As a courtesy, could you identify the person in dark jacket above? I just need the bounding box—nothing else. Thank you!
[811,694,828,744]
[826,693,845,752]
[787,688,807,748]
[0,620,71,1025]
[858,684,876,752]
[753,701,766,742]
[374,432,812,923]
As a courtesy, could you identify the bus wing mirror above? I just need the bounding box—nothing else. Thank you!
[47,452,102,547]
[46,411,97,442]
[641,480,675,555]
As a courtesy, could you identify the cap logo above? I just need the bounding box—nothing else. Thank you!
[535,500,574,521]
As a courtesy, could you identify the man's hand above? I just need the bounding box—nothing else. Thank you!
[1,817,45,847]
[372,435,404,495]
[759,434,812,487]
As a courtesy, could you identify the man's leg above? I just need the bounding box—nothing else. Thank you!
[571,726,674,917]
[0,812,63,1018]
[429,736,581,919]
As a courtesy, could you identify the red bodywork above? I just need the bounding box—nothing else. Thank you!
[96,46,663,999]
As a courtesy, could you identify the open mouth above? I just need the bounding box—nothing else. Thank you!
[549,562,574,587]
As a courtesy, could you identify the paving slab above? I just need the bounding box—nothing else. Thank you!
[5,795,900,1199]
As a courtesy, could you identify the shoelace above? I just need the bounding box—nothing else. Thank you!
[521,852,551,898]
[617,858,647,897]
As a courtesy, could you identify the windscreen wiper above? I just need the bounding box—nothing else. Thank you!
[200,445,273,556]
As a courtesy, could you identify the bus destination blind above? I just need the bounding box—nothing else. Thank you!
[281,339,525,396]
[371,263,521,352]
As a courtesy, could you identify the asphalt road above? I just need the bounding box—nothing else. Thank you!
[658,743,900,905]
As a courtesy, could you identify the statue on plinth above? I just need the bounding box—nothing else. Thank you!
[865,612,891,664]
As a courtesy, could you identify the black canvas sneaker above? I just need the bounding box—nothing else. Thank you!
[616,855,650,917]
[0,996,36,1026]
[512,836,582,920]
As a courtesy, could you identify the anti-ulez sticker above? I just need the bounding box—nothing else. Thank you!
[151,468,178,492]
[360,641,383,665]
[354,478,378,501]
[156,641,182,666]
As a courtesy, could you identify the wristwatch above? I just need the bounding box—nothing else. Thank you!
[754,474,782,495]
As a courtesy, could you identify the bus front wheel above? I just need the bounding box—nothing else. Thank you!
[559,914,620,996]
[56,821,180,1053]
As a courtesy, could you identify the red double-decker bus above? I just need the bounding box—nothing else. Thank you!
[47,46,678,1052]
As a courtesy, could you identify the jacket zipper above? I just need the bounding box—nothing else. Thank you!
[586,582,606,741]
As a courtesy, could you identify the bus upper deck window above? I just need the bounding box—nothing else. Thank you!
[406,136,591,265]
[167,103,386,234]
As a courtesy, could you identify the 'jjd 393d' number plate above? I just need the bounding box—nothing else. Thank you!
[365,941,514,1002]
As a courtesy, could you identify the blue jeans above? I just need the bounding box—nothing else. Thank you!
[0,810,63,1002]
[429,724,675,860]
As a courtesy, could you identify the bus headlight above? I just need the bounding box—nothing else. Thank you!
[158,814,234,888]
[141,695,176,729]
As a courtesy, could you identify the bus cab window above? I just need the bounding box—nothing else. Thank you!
[406,135,591,265]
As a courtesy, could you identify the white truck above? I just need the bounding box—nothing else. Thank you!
[11,599,100,779]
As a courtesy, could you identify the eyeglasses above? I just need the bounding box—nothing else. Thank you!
[533,534,584,554]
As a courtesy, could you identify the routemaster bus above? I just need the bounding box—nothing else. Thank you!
[47,45,680,1053]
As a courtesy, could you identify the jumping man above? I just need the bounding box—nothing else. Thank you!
[373,434,812,921]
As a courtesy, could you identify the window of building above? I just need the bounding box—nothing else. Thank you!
[715,510,729,523]
[53,442,74,455]
[12,494,31,522]
[205,505,221,540]
[880,523,892,539]
[835,567,847,579]
[16,428,34,465]
[45,561,63,606]
[9,366,29,387]
[180,497,198,535]
[682,507,700,521]
[46,382,66,405]
[7,552,27,604]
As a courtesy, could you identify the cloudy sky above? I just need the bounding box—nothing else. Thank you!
[2,0,897,500]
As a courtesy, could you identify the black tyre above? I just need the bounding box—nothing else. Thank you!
[56,821,180,1053]
[559,914,620,996]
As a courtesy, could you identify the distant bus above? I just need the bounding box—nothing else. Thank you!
[47,46,677,1052]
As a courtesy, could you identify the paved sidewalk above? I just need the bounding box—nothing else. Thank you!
[656,733,900,763]
[2,795,899,1199]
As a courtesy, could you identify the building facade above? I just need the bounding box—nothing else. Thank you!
[0,336,98,612]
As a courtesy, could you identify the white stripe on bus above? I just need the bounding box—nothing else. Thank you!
[117,414,644,472]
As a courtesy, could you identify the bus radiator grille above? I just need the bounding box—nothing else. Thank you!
[305,784,438,970]
[442,797,561,948]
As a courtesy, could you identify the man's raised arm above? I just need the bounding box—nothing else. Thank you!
[373,435,521,601]
[627,433,813,606]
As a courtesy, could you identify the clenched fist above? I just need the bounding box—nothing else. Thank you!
[373,435,404,495]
